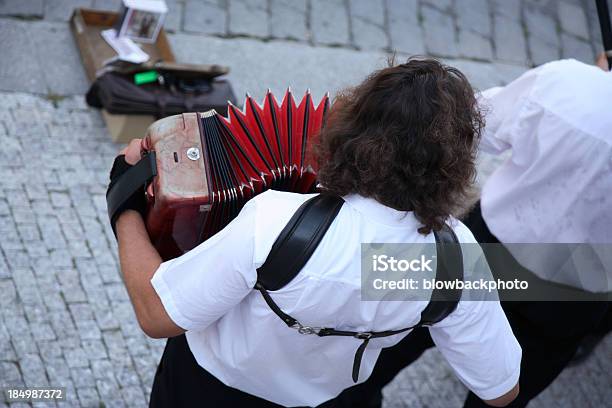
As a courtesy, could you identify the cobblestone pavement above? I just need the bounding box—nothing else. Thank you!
[1,0,611,407]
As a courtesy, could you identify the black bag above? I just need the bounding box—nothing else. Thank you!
[255,194,464,383]
[86,71,236,118]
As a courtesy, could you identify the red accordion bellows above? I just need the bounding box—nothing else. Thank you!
[142,89,330,259]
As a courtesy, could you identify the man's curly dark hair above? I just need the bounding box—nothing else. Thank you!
[316,57,484,234]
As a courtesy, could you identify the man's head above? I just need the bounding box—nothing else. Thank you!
[316,57,483,234]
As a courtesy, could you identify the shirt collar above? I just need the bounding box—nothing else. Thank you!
[342,194,418,227]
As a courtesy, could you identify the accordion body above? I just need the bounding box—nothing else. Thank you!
[141,90,330,259]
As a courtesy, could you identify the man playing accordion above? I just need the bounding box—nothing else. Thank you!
[107,57,521,407]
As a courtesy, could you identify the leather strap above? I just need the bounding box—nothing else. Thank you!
[420,224,463,325]
[256,194,344,290]
[106,152,157,225]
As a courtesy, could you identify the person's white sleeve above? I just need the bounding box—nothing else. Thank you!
[478,66,542,155]
[429,299,521,401]
[151,200,257,331]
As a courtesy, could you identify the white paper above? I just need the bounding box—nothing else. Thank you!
[101,28,150,64]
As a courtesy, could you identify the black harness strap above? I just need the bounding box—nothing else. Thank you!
[106,152,157,225]
[255,194,463,383]
[257,194,344,291]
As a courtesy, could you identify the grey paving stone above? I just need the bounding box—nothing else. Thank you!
[96,378,121,401]
[114,363,141,386]
[76,387,101,407]
[494,15,529,65]
[71,367,96,388]
[81,339,108,360]
[455,0,491,38]
[421,0,452,13]
[44,357,71,384]
[529,36,561,66]
[31,323,56,342]
[132,354,157,385]
[458,30,493,60]
[23,304,48,325]
[561,33,594,64]
[163,0,183,33]
[0,20,47,94]
[44,0,92,22]
[28,22,90,95]
[48,309,77,335]
[91,359,117,381]
[491,0,521,20]
[102,330,127,356]
[0,0,43,17]
[310,0,350,46]
[105,283,130,302]
[524,6,559,46]
[37,340,63,363]
[270,0,307,41]
[558,1,589,40]
[64,347,90,368]
[92,0,121,12]
[120,385,146,406]
[421,5,458,57]
[21,353,49,387]
[13,268,43,305]
[12,333,40,358]
[0,361,24,387]
[349,0,388,50]
[0,279,17,308]
[125,335,150,357]
[183,0,227,35]
[229,0,268,37]
[385,0,424,54]
[69,303,94,322]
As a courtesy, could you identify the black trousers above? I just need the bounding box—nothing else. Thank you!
[150,334,286,408]
[339,202,611,407]
[149,333,366,407]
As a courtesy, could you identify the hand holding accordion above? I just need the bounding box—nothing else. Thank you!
[107,89,330,260]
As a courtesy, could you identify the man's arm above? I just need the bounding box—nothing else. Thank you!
[116,210,185,338]
[112,138,184,339]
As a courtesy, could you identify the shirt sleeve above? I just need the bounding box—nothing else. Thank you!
[151,200,258,332]
[478,66,542,155]
[428,299,522,401]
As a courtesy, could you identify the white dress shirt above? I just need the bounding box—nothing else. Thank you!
[152,190,520,406]
[478,59,612,292]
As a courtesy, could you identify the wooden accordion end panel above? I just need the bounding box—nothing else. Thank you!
[143,89,330,260]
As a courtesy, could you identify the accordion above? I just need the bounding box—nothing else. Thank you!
[108,90,330,260]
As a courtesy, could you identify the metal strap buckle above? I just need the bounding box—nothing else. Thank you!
[290,322,322,335]
[355,332,373,340]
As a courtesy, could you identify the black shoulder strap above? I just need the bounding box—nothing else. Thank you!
[418,224,463,326]
[256,194,344,290]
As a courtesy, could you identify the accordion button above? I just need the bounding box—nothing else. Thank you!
[186,147,200,161]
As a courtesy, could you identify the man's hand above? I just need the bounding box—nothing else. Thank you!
[596,52,610,71]
[120,138,143,165]
[107,138,148,235]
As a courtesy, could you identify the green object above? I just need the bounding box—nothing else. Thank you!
[134,70,159,85]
